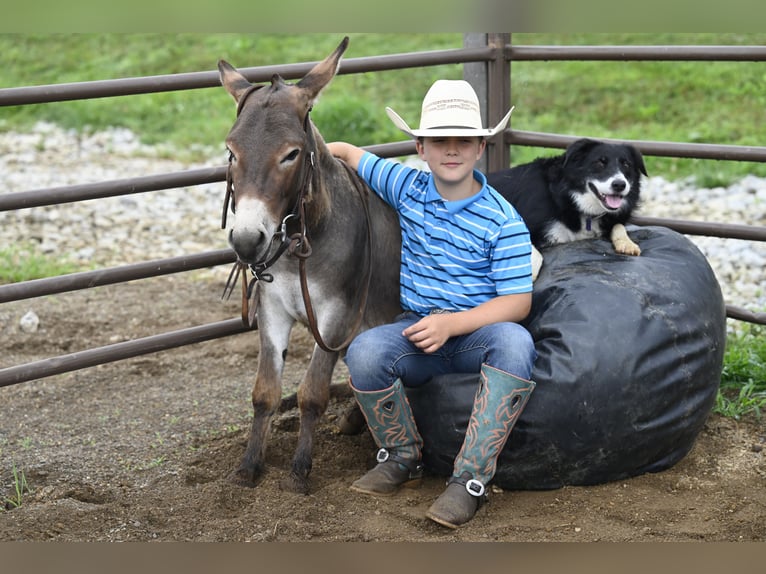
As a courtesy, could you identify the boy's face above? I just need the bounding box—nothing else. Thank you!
[416,136,486,185]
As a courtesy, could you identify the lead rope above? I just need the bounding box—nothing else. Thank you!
[221,259,257,328]
[294,157,374,353]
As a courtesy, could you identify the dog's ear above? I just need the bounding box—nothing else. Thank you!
[630,145,648,176]
[562,138,598,168]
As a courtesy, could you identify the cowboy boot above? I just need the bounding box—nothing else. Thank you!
[350,379,424,496]
[426,364,535,529]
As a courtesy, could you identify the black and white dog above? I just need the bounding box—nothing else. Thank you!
[487,138,647,279]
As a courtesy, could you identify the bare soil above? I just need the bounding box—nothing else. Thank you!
[1,271,764,542]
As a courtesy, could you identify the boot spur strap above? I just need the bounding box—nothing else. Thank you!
[448,473,486,498]
[376,448,424,476]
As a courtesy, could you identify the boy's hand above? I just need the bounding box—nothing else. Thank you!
[326,141,364,171]
[403,315,453,354]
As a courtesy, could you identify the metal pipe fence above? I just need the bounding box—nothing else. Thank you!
[1,35,764,389]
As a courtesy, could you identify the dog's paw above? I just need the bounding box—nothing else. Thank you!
[611,224,641,256]
[613,238,641,256]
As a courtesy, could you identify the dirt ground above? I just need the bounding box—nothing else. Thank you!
[1,270,764,542]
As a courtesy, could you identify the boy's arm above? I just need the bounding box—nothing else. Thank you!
[402,293,532,354]
[326,141,365,171]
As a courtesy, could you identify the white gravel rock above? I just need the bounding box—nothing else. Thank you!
[1,122,229,267]
[19,310,40,333]
[1,122,764,318]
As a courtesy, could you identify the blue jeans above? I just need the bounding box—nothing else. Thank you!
[344,312,537,392]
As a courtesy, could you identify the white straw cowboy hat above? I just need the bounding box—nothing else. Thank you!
[385,79,514,139]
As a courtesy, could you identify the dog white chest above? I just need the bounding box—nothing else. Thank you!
[546,216,604,244]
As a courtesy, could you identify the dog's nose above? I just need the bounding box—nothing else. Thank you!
[611,179,627,193]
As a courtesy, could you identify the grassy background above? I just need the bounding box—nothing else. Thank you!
[2,33,766,185]
[1,33,764,417]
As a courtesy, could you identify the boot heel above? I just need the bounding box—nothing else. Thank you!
[350,458,422,496]
[401,476,423,489]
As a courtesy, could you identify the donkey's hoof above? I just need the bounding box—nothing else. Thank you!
[280,472,310,495]
[227,466,263,488]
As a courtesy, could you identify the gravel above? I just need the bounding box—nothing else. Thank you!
[0,122,228,267]
[1,122,764,317]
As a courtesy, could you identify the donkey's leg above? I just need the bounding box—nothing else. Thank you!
[229,311,291,488]
[280,346,339,494]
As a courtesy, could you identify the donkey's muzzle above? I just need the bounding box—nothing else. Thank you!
[228,228,267,264]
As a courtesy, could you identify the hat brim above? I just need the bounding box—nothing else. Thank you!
[385,106,514,139]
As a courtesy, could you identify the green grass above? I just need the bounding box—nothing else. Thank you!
[0,243,78,284]
[1,464,32,512]
[1,33,766,183]
[507,33,766,186]
[0,33,463,162]
[716,324,766,420]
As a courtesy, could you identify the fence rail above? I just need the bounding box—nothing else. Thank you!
[507,45,766,61]
[1,34,764,390]
[506,130,766,163]
[0,47,496,106]
[0,318,250,388]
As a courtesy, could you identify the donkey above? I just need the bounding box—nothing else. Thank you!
[218,37,401,494]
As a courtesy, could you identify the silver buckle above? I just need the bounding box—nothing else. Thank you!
[465,478,485,497]
[376,448,390,463]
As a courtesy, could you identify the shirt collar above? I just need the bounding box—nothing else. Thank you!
[425,169,487,214]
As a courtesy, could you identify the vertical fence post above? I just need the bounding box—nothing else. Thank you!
[463,33,489,174]
[463,33,511,173]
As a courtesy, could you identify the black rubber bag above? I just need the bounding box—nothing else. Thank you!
[407,226,726,490]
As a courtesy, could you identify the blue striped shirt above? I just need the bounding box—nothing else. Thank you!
[357,152,533,315]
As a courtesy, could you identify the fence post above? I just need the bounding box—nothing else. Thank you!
[463,33,511,173]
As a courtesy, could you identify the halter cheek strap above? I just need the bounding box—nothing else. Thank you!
[221,85,263,230]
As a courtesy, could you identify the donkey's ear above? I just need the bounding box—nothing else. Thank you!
[218,60,254,104]
[296,36,349,102]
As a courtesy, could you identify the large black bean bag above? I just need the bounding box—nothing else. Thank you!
[406,225,726,490]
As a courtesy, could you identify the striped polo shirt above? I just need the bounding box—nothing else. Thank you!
[357,151,533,315]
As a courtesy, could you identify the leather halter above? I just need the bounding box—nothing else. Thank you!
[221,83,373,353]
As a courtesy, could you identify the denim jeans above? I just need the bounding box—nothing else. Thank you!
[344,312,537,392]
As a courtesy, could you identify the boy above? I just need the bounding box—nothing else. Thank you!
[326,79,536,529]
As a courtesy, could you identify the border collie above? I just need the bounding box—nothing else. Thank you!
[487,138,647,279]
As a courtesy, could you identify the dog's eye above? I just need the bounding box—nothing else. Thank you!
[620,159,631,170]
[595,157,608,168]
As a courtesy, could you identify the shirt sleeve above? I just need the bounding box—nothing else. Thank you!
[357,151,419,209]
[490,215,534,295]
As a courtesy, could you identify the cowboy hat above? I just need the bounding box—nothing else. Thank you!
[385,79,513,139]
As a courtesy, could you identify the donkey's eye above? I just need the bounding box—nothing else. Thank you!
[226,148,236,164]
[282,149,300,163]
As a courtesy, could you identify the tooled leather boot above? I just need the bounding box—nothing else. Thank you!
[426,365,535,528]
[350,379,424,496]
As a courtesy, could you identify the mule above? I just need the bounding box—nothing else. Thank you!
[218,37,401,493]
